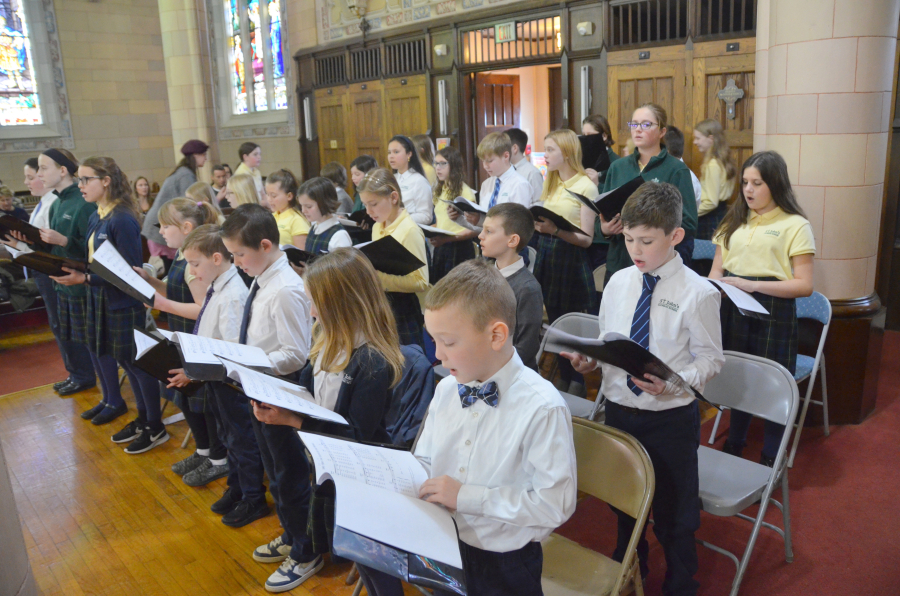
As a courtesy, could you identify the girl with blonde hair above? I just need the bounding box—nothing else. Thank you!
[693,118,737,239]
[224,173,260,209]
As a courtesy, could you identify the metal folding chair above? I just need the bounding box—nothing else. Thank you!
[697,351,799,596]
[536,312,604,420]
[542,419,655,596]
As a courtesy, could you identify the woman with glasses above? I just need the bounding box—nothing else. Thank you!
[429,146,479,282]
[600,103,699,285]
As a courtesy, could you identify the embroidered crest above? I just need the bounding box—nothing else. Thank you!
[63,214,72,220]
[658,298,680,312]
[342,373,353,384]
[764,229,780,237]
[651,178,660,183]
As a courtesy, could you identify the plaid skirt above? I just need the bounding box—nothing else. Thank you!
[86,289,147,362]
[170,383,211,413]
[533,233,598,315]
[58,292,88,345]
[386,291,425,349]
[430,239,476,283]
[306,480,337,556]
[697,201,729,241]
[720,274,798,374]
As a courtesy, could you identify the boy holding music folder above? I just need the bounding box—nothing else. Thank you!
[563,182,724,596]
[354,258,578,596]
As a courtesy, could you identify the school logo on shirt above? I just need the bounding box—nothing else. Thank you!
[63,214,72,220]
[764,229,780,237]
[97,233,107,240]
[342,373,353,385]
[658,298,680,312]
[651,178,660,183]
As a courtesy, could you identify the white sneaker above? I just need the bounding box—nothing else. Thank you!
[253,535,292,563]
[265,555,323,593]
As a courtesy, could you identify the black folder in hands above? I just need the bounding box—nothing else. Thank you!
[579,134,612,173]
[542,326,718,409]
[9,249,85,277]
[530,206,588,236]
[282,245,322,268]
[342,210,376,228]
[132,328,202,395]
[0,214,45,247]
[567,176,645,222]
[418,224,457,239]
[441,196,486,215]
[355,235,426,276]
[89,241,156,306]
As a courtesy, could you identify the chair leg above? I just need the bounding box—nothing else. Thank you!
[708,408,724,445]
[728,480,779,596]
[821,361,830,437]
[180,428,192,449]
[781,470,794,563]
[633,565,645,596]
[787,373,816,468]
[351,578,363,596]
[346,563,358,585]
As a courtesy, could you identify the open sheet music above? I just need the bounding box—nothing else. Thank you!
[299,432,463,569]
[90,241,156,305]
[171,331,271,368]
[221,360,348,426]
[441,196,486,215]
[132,328,202,396]
[418,223,456,238]
[706,279,771,319]
[542,326,717,409]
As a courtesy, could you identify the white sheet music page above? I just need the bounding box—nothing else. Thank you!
[172,332,271,367]
[91,241,155,301]
[298,432,428,497]
[133,330,159,360]
[224,362,348,425]
[707,279,770,315]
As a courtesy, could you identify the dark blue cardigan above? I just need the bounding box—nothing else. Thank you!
[86,207,145,310]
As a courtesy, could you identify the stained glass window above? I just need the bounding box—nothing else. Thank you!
[0,0,41,126]
[223,0,287,116]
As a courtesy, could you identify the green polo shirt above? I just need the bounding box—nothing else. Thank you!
[47,184,97,296]
[601,148,698,276]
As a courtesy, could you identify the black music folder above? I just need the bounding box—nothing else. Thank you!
[355,235,426,277]
[132,328,203,395]
[282,245,323,267]
[530,206,588,236]
[567,176,645,222]
[9,249,86,277]
[441,196,486,215]
[579,134,612,173]
[418,223,457,239]
[0,214,49,249]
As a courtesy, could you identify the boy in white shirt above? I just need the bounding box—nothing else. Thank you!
[564,182,723,596]
[356,259,577,595]
[506,127,545,205]
[219,204,321,593]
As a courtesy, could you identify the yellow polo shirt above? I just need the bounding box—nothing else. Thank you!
[699,158,736,216]
[371,209,430,303]
[541,173,599,228]
[714,206,816,280]
[273,208,310,246]
[433,183,476,235]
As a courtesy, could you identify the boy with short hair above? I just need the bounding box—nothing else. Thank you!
[565,182,723,596]
[479,203,543,370]
[506,127,544,205]
[218,204,322,592]
[356,259,577,596]
[663,127,702,208]
[458,132,534,231]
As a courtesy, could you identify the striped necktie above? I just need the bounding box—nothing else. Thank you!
[238,281,259,345]
[488,178,502,209]
[192,284,215,335]
[627,273,659,396]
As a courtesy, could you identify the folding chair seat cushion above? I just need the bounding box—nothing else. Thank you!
[693,239,717,261]
[542,533,626,596]
[793,355,814,382]
[559,391,596,419]
[698,446,774,516]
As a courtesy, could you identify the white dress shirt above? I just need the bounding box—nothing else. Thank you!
[310,216,353,251]
[497,257,525,278]
[513,156,545,206]
[244,253,313,376]
[478,166,534,211]
[395,169,434,225]
[15,190,58,252]
[196,265,248,343]
[414,351,577,552]
[598,253,724,411]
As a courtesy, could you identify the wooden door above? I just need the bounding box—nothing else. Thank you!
[548,67,563,131]
[474,73,520,185]
[607,47,687,159]
[348,81,385,163]
[383,75,429,151]
[314,87,349,168]
[692,40,756,200]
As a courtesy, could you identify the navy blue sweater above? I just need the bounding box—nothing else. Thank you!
[86,207,145,310]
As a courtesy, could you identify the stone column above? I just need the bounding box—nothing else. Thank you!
[158,0,218,175]
[754,0,900,423]
[0,442,37,596]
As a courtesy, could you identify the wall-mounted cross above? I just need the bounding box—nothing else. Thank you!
[717,79,745,120]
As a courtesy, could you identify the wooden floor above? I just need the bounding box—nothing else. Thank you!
[0,382,418,596]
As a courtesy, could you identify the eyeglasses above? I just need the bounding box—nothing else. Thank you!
[627,121,658,130]
[75,176,102,185]
[434,161,449,168]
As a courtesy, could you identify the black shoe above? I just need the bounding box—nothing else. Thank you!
[221,498,270,528]
[171,451,208,476]
[58,379,97,396]
[81,402,106,420]
[91,403,128,426]
[53,377,73,392]
[211,486,243,515]
[722,440,744,457]
[759,454,775,468]
[111,418,144,443]
[124,425,169,454]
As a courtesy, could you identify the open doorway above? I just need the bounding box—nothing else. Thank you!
[470,64,562,187]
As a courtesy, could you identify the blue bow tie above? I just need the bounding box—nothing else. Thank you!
[458,381,500,408]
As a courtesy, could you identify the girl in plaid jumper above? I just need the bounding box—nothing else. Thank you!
[710,151,816,467]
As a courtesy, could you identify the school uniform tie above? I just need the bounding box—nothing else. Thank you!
[191,284,215,335]
[238,281,259,345]
[488,178,502,209]
[458,381,500,408]
[627,273,659,396]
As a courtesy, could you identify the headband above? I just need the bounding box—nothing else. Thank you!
[42,149,78,176]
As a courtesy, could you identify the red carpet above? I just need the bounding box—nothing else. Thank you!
[556,331,900,595]
[0,338,68,394]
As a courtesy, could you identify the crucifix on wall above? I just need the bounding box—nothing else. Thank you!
[717,78,745,120]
